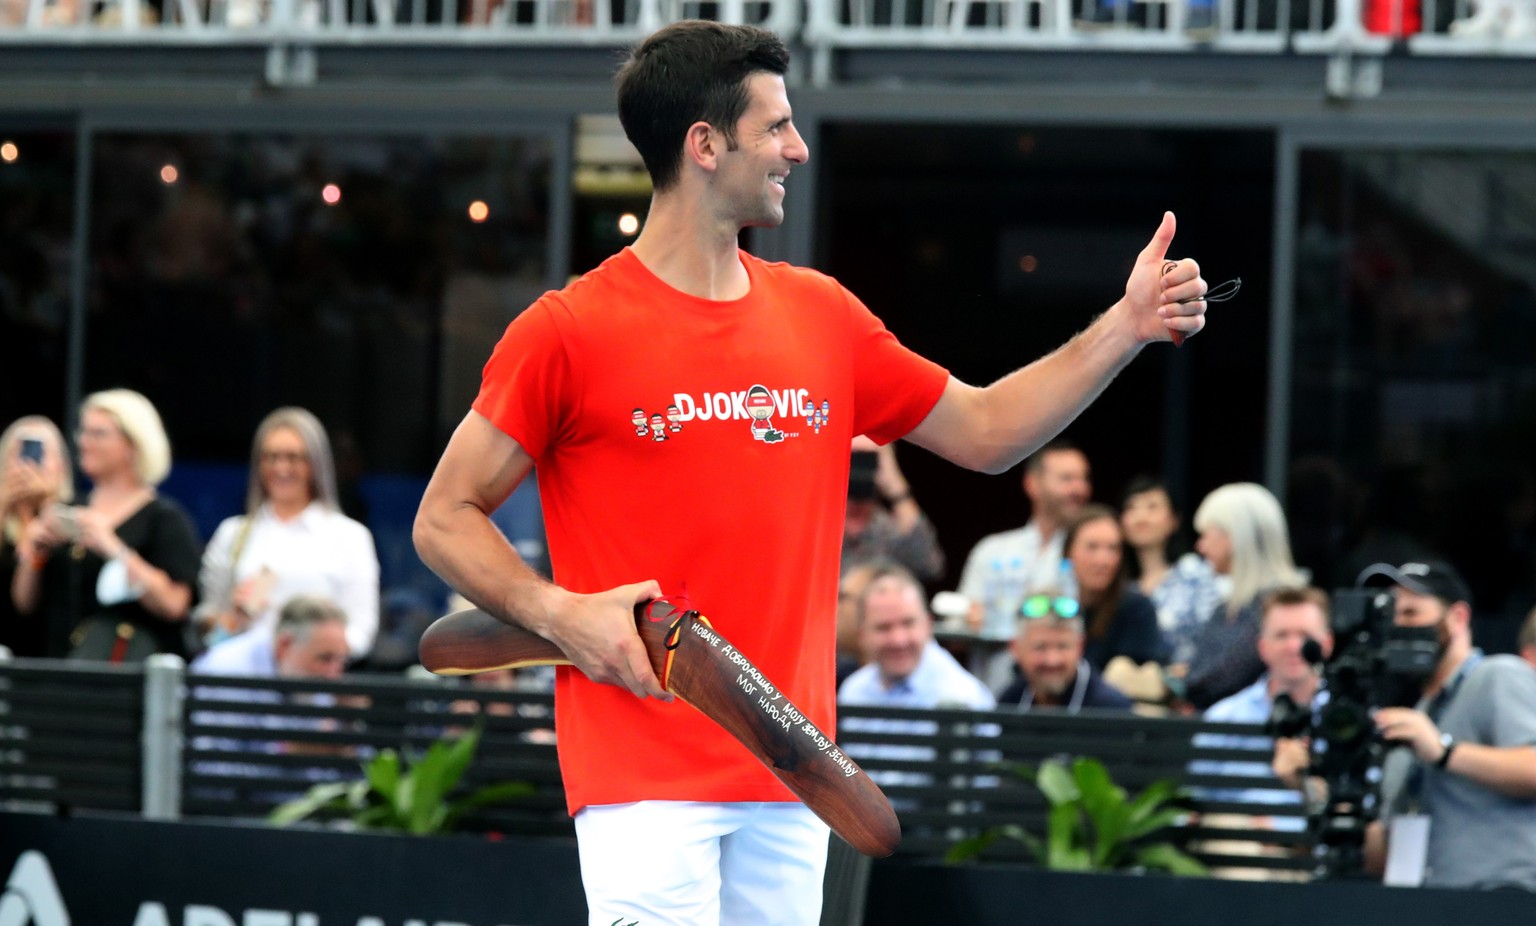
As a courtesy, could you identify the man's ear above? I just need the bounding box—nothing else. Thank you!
[273,632,293,666]
[683,121,722,174]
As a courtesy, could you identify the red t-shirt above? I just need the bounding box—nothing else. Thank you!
[473,247,948,813]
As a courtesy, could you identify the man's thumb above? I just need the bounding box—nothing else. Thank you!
[1139,211,1177,264]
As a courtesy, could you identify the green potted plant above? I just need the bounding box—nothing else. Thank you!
[946,756,1205,876]
[270,725,533,835]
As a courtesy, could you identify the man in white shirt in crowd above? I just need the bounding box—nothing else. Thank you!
[838,566,995,793]
[1191,586,1333,831]
[194,594,351,680]
[189,595,357,797]
[955,440,1091,640]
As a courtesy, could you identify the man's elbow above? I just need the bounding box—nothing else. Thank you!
[412,503,442,566]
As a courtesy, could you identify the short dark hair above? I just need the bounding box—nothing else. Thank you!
[855,563,924,626]
[615,20,790,192]
[1121,475,1176,514]
[1260,586,1331,631]
[1025,439,1081,476]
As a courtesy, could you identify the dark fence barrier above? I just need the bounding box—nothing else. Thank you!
[6,656,1317,878]
[0,659,146,814]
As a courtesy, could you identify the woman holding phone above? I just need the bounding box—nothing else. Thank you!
[11,390,201,661]
[0,416,74,657]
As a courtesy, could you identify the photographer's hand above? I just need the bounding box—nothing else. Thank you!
[1374,708,1442,763]
[1273,736,1312,790]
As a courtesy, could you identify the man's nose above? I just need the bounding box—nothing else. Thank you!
[785,125,810,165]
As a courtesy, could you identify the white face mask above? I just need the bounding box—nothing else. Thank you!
[96,557,143,607]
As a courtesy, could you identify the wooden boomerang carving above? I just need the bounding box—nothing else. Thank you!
[417,600,901,858]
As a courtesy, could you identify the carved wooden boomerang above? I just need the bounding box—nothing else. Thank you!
[417,599,901,857]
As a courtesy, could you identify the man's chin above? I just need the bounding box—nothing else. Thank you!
[1034,677,1072,698]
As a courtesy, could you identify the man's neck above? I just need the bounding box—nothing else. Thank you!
[1268,673,1320,705]
[630,191,750,301]
[1029,514,1059,541]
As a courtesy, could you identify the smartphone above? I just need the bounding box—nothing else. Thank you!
[19,437,44,465]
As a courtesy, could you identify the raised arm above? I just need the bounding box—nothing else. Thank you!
[905,212,1207,474]
[413,410,670,701]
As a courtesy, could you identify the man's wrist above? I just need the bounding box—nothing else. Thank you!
[1435,733,1457,769]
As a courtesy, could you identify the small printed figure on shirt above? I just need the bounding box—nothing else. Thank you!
[649,413,669,442]
[747,384,785,443]
[803,399,816,428]
[631,407,649,437]
[667,404,684,433]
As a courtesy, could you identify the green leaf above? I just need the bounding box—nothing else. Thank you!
[1134,844,1208,877]
[1072,758,1130,867]
[1046,802,1085,869]
[363,750,402,803]
[407,738,457,833]
[945,831,1000,864]
[1071,758,1115,803]
[1126,779,1179,826]
[268,781,354,826]
[1010,826,1046,864]
[1037,760,1082,806]
[438,725,482,792]
[1122,807,1184,843]
[444,781,535,828]
[354,804,398,829]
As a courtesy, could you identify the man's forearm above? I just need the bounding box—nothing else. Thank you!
[910,301,1144,474]
[413,501,562,637]
[1444,742,1536,799]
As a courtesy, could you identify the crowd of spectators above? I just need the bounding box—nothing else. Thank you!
[6,398,1536,891]
[833,435,1536,891]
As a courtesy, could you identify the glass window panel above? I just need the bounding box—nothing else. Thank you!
[1292,149,1536,645]
[0,129,75,427]
[85,132,553,609]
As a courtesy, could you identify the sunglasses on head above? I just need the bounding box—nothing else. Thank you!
[1020,595,1080,620]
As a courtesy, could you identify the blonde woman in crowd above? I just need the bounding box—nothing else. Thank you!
[11,390,201,661]
[1183,482,1306,708]
[0,416,74,657]
[195,408,379,659]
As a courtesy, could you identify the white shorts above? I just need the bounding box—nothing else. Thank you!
[574,800,830,926]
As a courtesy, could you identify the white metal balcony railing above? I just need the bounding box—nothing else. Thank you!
[0,0,1530,67]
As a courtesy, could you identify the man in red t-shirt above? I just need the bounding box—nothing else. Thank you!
[415,20,1210,926]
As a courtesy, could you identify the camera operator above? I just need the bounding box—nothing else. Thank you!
[1275,561,1536,890]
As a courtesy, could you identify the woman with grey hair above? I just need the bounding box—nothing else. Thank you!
[1182,482,1307,708]
[11,390,202,660]
[195,408,379,658]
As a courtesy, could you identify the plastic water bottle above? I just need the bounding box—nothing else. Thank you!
[1057,558,1080,607]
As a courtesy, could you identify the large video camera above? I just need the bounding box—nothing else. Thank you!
[1266,571,1442,879]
